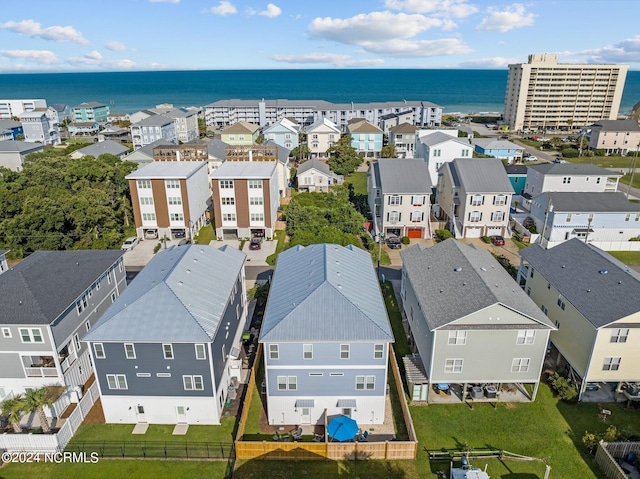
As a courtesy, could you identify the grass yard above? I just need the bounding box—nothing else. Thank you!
[517,138,542,148]
[0,459,228,479]
[608,250,640,265]
[266,229,286,265]
[344,171,368,196]
[566,155,634,169]
[620,172,640,189]
[195,223,216,244]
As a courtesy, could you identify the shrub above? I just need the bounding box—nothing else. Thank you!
[482,235,491,244]
[526,224,538,234]
[630,237,640,242]
[361,233,374,251]
[595,149,606,157]
[562,148,579,158]
[434,229,454,242]
[153,243,161,254]
[401,236,410,245]
[582,426,619,455]
[547,372,578,402]
[583,150,594,157]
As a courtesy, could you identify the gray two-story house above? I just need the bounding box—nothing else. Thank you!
[259,243,394,427]
[0,250,125,403]
[400,239,555,403]
[84,244,247,425]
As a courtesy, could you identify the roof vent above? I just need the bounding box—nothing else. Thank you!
[480,267,487,272]
[562,265,566,268]
[618,280,622,284]
[200,249,204,253]
[439,289,443,293]
[587,288,591,293]
[599,269,608,275]
[495,284,499,287]
[193,258,198,263]
[454,267,462,272]
[178,281,183,286]
[76,262,79,266]
[462,282,466,286]
[338,284,342,289]
[186,269,191,274]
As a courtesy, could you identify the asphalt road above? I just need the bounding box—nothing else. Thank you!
[246,265,273,283]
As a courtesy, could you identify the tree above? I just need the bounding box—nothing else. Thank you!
[290,144,310,162]
[1,395,25,433]
[16,134,25,141]
[327,135,361,176]
[255,135,266,144]
[198,118,208,136]
[381,144,397,158]
[24,387,54,433]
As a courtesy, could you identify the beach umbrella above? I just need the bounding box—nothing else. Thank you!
[327,415,359,442]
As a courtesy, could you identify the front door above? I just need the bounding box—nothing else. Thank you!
[176,406,187,424]
[136,405,146,423]
[300,407,311,425]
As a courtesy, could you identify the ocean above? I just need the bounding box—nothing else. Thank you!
[0,69,639,115]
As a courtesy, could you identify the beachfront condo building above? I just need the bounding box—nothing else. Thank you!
[504,54,628,132]
[0,99,47,119]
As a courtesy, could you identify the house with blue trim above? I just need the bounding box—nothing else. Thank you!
[473,139,524,163]
[73,102,109,123]
[0,119,23,141]
[263,118,299,150]
[84,244,247,425]
[505,164,528,196]
[259,243,394,427]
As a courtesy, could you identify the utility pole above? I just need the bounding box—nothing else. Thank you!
[584,214,593,243]
[626,141,640,200]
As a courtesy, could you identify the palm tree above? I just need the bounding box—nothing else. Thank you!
[24,388,54,433]
[1,395,25,433]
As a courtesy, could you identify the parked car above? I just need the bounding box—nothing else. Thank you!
[249,238,262,250]
[525,155,538,162]
[121,237,139,251]
[386,236,402,249]
[144,229,158,239]
[490,235,505,246]
[173,230,186,238]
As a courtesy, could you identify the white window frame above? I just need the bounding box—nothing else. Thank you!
[277,375,297,390]
[492,211,505,222]
[221,197,235,205]
[468,211,482,222]
[19,328,44,343]
[511,358,530,373]
[124,343,136,359]
[389,195,401,206]
[170,213,184,222]
[248,179,262,189]
[220,180,234,189]
[223,213,236,222]
[610,329,629,343]
[183,375,204,391]
[269,344,279,360]
[195,344,207,360]
[493,195,507,206]
[374,344,384,359]
[2,327,11,338]
[340,344,350,359]
[444,358,463,373]
[74,333,81,352]
[249,196,263,206]
[516,330,536,345]
[165,179,180,189]
[93,343,105,359]
[448,330,467,345]
[603,357,621,371]
[471,195,484,206]
[303,344,313,360]
[163,343,174,359]
[106,374,128,390]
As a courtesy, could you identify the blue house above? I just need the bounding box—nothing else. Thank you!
[84,244,248,425]
[73,102,109,123]
[0,119,23,141]
[504,164,527,195]
[474,139,524,163]
[259,243,394,427]
[347,119,383,158]
[263,118,299,150]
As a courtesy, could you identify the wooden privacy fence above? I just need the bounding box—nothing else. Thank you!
[595,441,640,479]
[389,345,418,443]
[235,344,261,440]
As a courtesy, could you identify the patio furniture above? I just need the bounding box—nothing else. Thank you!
[357,430,369,442]
[291,427,303,441]
[313,433,325,442]
[327,415,359,442]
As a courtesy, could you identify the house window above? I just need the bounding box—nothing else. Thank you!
[249,197,263,205]
[389,195,401,205]
[468,211,482,222]
[142,213,156,221]
[74,333,81,352]
[493,195,507,206]
[277,376,297,390]
[444,359,463,373]
[596,178,601,184]
[94,343,105,359]
[471,195,484,206]
[566,214,572,222]
[516,330,536,345]
[163,344,174,359]
[625,214,631,222]
[248,180,262,189]
[340,344,350,359]
[356,375,375,390]
[461,149,469,157]
[557,295,566,310]
[602,357,621,371]
[220,180,234,189]
[76,294,88,314]
[635,214,640,222]
[223,213,236,221]
[137,180,151,189]
[221,197,235,205]
[195,344,206,360]
[165,179,180,189]
[2,327,11,338]
[106,374,127,390]
[374,344,384,359]
[388,211,400,223]
[433,149,441,157]
[562,177,571,184]
[492,211,505,222]
[541,305,549,315]
[511,358,530,373]
[183,375,204,390]
[250,213,264,222]
[610,329,629,343]
[411,196,425,206]
[411,211,424,222]
[170,213,184,222]
[19,328,43,343]
[303,344,313,360]
[168,197,182,205]
[448,330,467,345]
[269,344,279,360]
[140,197,154,205]
[111,292,117,303]
[530,268,534,278]
[124,343,136,359]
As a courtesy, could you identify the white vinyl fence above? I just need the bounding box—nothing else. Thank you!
[0,381,99,453]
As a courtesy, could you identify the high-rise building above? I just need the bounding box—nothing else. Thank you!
[504,54,628,132]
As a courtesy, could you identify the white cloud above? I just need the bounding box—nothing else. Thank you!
[566,35,640,63]
[0,49,59,64]
[476,4,535,32]
[309,12,444,44]
[259,4,282,18]
[0,19,89,45]
[85,50,103,60]
[360,38,472,57]
[384,0,478,18]
[458,56,518,68]
[270,52,383,67]
[65,56,167,71]
[209,1,237,15]
[105,40,132,52]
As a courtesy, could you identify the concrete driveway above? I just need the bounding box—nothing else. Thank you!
[122,237,183,269]
[210,238,277,266]
[458,237,523,265]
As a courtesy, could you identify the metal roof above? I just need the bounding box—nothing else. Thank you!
[297,159,331,176]
[85,245,246,342]
[536,192,640,212]
[373,158,432,194]
[0,140,44,153]
[528,163,619,177]
[211,161,276,179]
[450,158,514,193]
[74,140,129,157]
[126,160,207,179]
[419,131,469,148]
[0,250,124,325]
[400,240,554,331]
[520,240,640,328]
[74,102,106,109]
[259,244,394,342]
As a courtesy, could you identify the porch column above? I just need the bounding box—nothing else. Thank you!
[532,381,539,401]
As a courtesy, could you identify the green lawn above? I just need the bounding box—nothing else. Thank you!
[344,171,368,196]
[608,250,640,265]
[620,172,640,189]
[195,223,216,244]
[518,138,542,148]
[511,237,528,250]
[0,459,229,479]
[266,229,286,265]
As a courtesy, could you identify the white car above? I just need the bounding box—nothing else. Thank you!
[121,237,139,251]
[525,155,538,162]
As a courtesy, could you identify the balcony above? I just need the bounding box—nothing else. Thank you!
[59,344,78,373]
[22,355,58,378]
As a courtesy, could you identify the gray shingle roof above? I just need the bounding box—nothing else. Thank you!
[591,119,640,132]
[528,163,619,177]
[74,140,129,157]
[505,164,527,175]
[297,159,331,176]
[124,139,173,161]
[536,192,640,213]
[74,102,106,109]
[0,250,124,325]
[473,139,523,150]
[373,158,432,194]
[400,240,554,330]
[0,141,44,153]
[126,161,207,179]
[84,245,246,342]
[420,131,468,147]
[520,239,640,328]
[451,158,514,193]
[259,244,394,342]
[0,119,22,130]
[205,138,230,159]
[389,123,417,134]
[133,114,173,127]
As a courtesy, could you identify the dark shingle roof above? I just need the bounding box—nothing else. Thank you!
[451,158,514,193]
[400,240,554,330]
[74,140,129,157]
[373,158,432,193]
[505,164,528,175]
[297,158,331,176]
[0,250,124,325]
[528,163,618,177]
[591,119,640,132]
[536,192,640,212]
[520,240,640,327]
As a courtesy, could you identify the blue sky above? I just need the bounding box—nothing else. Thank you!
[0,0,639,72]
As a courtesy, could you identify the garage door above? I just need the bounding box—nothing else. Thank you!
[407,227,423,238]
[487,227,502,236]
[465,227,482,238]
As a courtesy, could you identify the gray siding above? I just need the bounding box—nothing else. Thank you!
[93,342,213,397]
[0,353,28,378]
[402,271,435,373]
[265,342,388,367]
[0,325,54,353]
